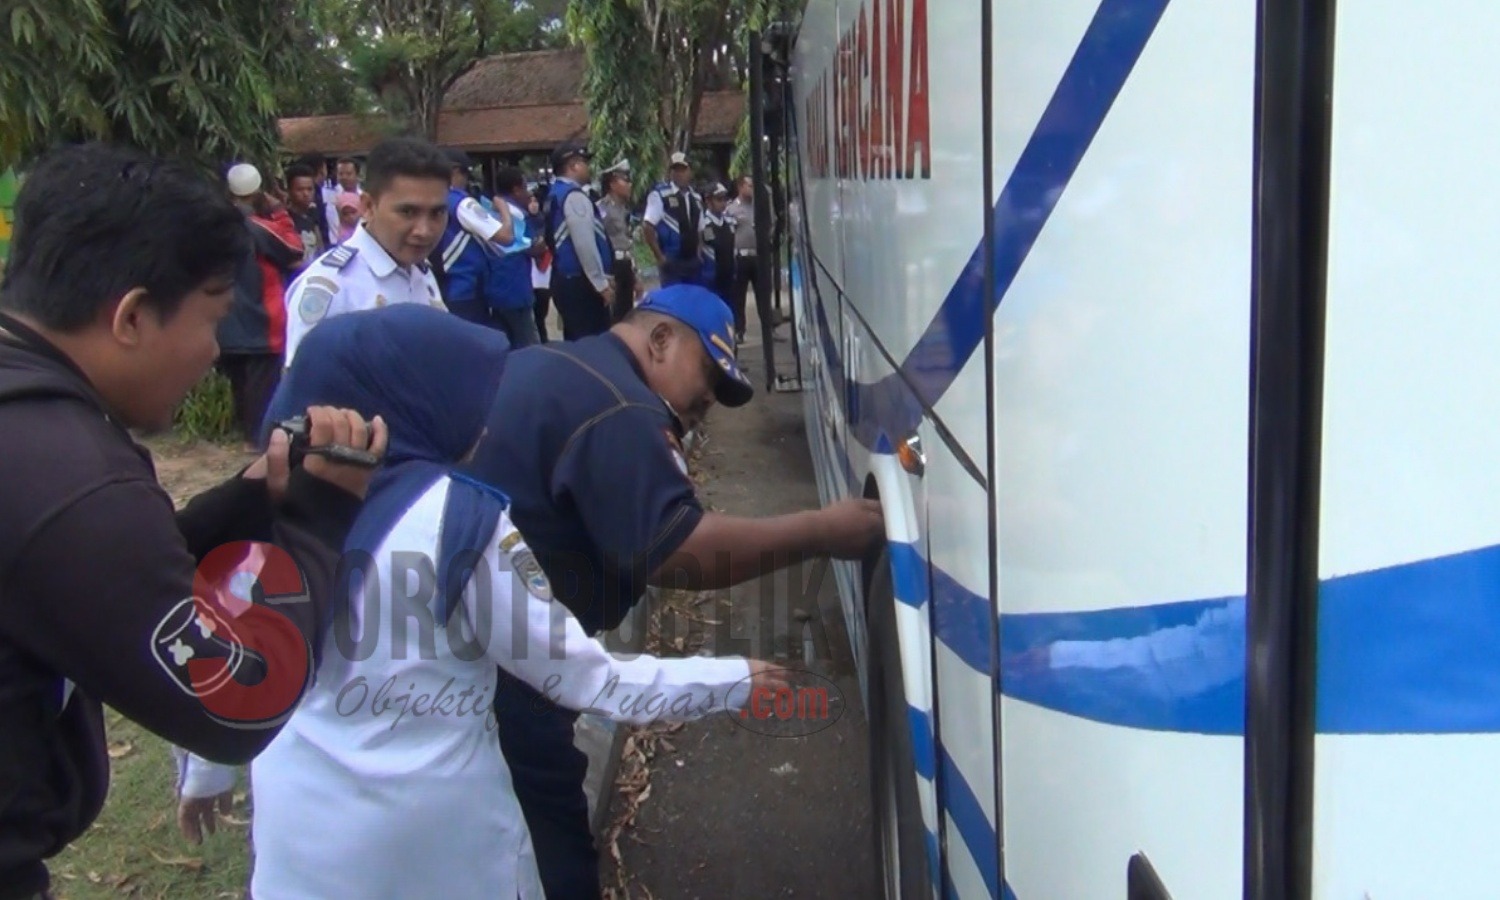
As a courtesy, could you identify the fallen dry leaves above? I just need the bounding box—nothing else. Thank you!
[601,429,726,900]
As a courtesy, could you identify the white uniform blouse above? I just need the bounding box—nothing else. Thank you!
[247,477,754,900]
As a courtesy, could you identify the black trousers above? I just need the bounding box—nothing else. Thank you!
[731,254,761,338]
[610,256,636,323]
[494,668,597,899]
[533,287,552,343]
[218,352,282,443]
[551,273,612,341]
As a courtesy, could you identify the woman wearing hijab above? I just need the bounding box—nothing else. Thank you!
[231,304,781,899]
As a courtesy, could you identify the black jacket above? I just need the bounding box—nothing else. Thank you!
[0,312,359,899]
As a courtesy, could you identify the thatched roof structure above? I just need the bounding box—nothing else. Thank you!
[279,48,745,157]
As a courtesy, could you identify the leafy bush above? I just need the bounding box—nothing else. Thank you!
[173,369,237,443]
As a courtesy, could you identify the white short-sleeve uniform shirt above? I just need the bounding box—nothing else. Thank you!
[282,223,446,366]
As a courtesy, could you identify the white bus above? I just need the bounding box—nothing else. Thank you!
[766,0,1500,897]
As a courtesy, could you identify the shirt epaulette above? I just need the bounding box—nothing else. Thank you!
[322,245,358,270]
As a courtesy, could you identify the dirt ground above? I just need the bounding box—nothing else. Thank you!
[144,435,257,508]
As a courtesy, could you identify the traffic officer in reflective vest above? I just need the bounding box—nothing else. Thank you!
[434,148,516,325]
[283,137,451,366]
[544,143,615,340]
[699,182,736,311]
[642,151,704,286]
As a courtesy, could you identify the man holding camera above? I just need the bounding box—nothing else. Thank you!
[0,143,385,900]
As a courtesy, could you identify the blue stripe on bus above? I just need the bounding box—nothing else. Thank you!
[846,0,1171,451]
[900,537,1500,735]
[889,539,930,608]
[925,828,942,895]
[909,704,936,780]
[941,746,1001,899]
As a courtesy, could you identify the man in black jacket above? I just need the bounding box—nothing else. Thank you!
[0,143,386,900]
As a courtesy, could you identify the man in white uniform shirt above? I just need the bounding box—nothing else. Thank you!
[282,138,452,366]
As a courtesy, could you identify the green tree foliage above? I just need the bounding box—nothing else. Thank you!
[729,0,800,178]
[273,0,368,119]
[0,0,303,170]
[567,0,738,192]
[323,0,569,140]
[570,0,801,192]
[566,0,667,190]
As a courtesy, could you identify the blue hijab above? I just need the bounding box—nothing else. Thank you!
[260,304,511,622]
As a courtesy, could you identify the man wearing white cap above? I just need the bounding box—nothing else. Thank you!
[219,163,304,448]
[641,151,704,287]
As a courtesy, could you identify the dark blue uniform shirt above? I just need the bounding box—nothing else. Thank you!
[468,332,704,634]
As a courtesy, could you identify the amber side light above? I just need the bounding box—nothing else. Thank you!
[896,435,925,476]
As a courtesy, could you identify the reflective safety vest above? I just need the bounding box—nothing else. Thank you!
[486,202,535,311]
[699,212,735,291]
[545,179,611,280]
[651,182,701,262]
[435,187,491,302]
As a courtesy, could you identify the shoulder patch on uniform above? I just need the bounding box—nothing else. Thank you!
[497,524,552,601]
[298,283,335,324]
[320,245,358,270]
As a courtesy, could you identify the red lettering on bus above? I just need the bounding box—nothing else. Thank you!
[885,0,906,178]
[869,0,887,178]
[798,0,931,182]
[856,6,871,179]
[905,0,931,179]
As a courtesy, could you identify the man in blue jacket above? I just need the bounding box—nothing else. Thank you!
[434,149,515,324]
[484,167,541,347]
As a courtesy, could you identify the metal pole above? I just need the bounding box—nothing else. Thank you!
[1243,0,1336,897]
[749,29,776,391]
[767,26,802,387]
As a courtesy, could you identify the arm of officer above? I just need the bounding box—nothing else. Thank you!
[475,512,760,723]
[563,191,610,292]
[281,267,336,370]
[552,406,885,595]
[641,191,666,264]
[456,196,515,247]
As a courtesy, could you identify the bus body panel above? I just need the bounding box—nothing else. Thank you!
[794,2,1000,896]
[1312,5,1500,897]
[987,0,1255,896]
[923,427,999,897]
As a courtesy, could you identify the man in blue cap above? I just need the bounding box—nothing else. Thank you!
[470,283,885,898]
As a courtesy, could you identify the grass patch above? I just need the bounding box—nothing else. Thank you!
[172,370,237,444]
[52,715,249,899]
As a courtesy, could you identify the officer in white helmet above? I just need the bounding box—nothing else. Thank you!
[282,138,452,366]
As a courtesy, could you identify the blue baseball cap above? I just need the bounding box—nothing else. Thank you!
[636,284,754,408]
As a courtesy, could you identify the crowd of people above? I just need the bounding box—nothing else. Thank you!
[213,141,766,450]
[0,134,881,900]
